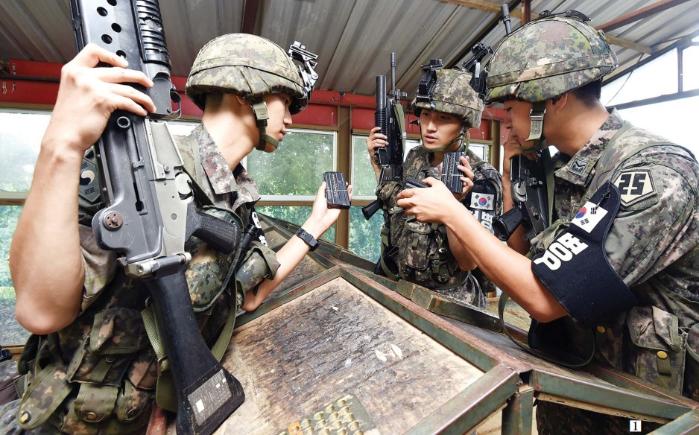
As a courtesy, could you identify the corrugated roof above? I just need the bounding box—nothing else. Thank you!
[1,0,698,95]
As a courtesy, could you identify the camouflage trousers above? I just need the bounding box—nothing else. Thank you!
[433,273,487,309]
[536,401,661,434]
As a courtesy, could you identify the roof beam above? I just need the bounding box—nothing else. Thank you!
[241,0,261,34]
[441,0,652,54]
[440,0,523,18]
[598,0,693,32]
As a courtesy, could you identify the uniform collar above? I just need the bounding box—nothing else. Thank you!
[193,125,260,203]
[554,109,624,186]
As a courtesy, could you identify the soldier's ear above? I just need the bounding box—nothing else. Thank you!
[546,93,569,114]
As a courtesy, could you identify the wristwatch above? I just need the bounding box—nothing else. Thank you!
[295,227,319,251]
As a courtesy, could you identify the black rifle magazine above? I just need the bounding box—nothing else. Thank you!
[323,172,351,209]
[442,151,464,194]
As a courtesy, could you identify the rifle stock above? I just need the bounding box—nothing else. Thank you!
[70,1,244,433]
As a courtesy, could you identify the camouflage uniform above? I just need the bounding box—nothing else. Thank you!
[530,111,699,433]
[487,12,699,433]
[1,125,277,434]
[377,67,502,308]
[3,33,315,434]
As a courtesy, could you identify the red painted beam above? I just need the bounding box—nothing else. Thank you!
[1,59,506,132]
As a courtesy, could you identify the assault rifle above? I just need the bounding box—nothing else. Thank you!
[362,52,407,219]
[70,1,244,433]
[492,3,551,242]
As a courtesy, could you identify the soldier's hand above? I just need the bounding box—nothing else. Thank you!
[397,177,461,223]
[306,182,353,236]
[43,44,156,156]
[367,127,388,156]
[454,155,475,201]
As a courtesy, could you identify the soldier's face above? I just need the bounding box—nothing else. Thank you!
[503,99,537,150]
[262,93,293,151]
[419,109,462,151]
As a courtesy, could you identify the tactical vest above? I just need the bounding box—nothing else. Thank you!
[528,121,699,397]
[15,131,258,434]
[378,147,502,292]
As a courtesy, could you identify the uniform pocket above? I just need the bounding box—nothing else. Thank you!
[67,308,147,386]
[398,220,432,271]
[627,306,686,393]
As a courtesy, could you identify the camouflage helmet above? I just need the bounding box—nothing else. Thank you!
[186,33,307,113]
[412,68,484,127]
[487,12,618,102]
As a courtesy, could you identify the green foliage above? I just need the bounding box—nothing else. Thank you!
[351,136,379,197]
[0,112,48,192]
[348,206,382,262]
[257,205,336,242]
[0,287,15,301]
[247,130,335,195]
[0,206,21,289]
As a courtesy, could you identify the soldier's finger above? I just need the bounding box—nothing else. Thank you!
[422,177,439,187]
[73,43,128,68]
[459,155,471,166]
[109,83,157,113]
[95,67,154,87]
[110,94,149,117]
[370,126,381,133]
[397,189,415,200]
[457,165,474,179]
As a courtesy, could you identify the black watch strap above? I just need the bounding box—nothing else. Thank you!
[295,227,319,251]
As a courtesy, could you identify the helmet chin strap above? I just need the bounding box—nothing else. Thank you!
[525,101,547,151]
[251,101,281,152]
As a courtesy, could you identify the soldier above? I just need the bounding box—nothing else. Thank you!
[367,66,502,308]
[2,34,347,433]
[396,11,699,433]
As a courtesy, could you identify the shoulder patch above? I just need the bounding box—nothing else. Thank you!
[613,170,655,207]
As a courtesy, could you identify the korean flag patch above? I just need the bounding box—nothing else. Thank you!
[613,170,655,207]
[470,193,495,211]
[570,201,608,233]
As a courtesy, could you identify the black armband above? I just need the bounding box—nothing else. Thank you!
[531,182,637,325]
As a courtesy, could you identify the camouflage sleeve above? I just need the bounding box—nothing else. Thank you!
[606,151,699,286]
[234,240,281,294]
[79,224,117,312]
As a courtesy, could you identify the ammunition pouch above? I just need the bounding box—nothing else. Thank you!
[626,306,687,395]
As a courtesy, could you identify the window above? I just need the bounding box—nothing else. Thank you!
[349,206,383,262]
[602,50,678,106]
[469,142,489,162]
[247,129,338,241]
[682,45,699,91]
[248,129,337,200]
[617,96,699,157]
[0,110,51,345]
[349,134,416,262]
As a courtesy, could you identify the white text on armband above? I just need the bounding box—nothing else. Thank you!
[533,233,588,271]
